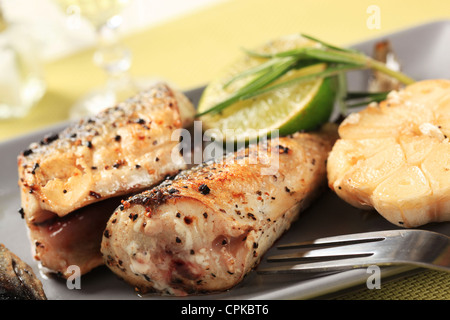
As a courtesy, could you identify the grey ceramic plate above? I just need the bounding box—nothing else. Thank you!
[1,20,449,300]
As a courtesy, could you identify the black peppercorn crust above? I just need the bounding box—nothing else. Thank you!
[17,83,195,278]
[101,125,337,296]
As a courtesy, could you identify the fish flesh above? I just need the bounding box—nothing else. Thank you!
[17,83,195,277]
[102,128,335,296]
[101,125,336,296]
[0,244,46,300]
[327,79,450,227]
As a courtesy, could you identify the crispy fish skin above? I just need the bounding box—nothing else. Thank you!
[0,244,47,300]
[18,83,194,223]
[101,127,335,296]
[17,83,195,277]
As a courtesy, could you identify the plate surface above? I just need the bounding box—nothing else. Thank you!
[1,20,449,300]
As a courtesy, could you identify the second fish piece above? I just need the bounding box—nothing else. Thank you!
[101,125,336,296]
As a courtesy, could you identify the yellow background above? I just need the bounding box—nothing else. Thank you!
[0,0,449,300]
[0,0,449,141]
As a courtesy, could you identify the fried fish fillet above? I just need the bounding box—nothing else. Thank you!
[101,126,336,296]
[327,79,450,227]
[17,83,195,277]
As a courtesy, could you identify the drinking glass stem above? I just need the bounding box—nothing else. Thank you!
[93,19,136,100]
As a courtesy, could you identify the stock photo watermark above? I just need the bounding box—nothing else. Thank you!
[66,265,81,290]
[366,5,381,30]
[173,121,281,176]
[65,264,382,290]
[366,265,381,289]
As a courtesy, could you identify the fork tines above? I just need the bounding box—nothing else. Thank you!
[257,229,450,274]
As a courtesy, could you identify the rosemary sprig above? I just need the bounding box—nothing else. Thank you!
[239,63,364,100]
[336,70,348,115]
[222,56,290,89]
[196,56,299,117]
[197,34,415,117]
[300,33,354,52]
[345,91,390,108]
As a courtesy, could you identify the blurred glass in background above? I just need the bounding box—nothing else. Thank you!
[0,0,221,120]
[0,5,46,119]
[53,0,136,118]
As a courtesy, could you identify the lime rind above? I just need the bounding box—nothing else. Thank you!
[278,76,336,135]
[197,35,336,142]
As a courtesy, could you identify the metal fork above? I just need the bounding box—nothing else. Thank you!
[257,229,450,274]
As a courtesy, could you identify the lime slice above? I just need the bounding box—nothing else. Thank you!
[197,34,336,142]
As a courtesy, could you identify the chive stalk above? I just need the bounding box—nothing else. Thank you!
[197,34,415,117]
